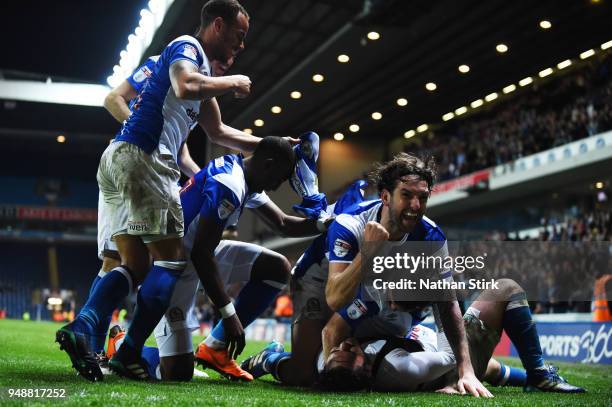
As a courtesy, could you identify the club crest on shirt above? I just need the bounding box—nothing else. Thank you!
[347,299,368,320]
[218,199,235,220]
[133,66,152,83]
[183,44,198,60]
[333,238,351,258]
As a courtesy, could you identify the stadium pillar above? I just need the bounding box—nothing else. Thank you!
[48,246,59,290]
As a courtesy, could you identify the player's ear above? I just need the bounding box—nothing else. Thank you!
[213,16,224,33]
[381,189,391,205]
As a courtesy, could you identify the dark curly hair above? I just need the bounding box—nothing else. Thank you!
[368,152,437,193]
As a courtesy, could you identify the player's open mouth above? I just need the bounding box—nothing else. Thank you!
[402,213,418,221]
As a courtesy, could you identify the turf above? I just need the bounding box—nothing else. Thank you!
[0,319,610,406]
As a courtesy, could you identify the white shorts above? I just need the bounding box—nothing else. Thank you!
[97,191,117,260]
[97,141,183,243]
[153,240,263,357]
[292,259,331,323]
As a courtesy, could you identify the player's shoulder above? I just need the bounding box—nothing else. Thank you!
[205,154,246,202]
[418,215,446,241]
[333,200,381,241]
[164,35,207,65]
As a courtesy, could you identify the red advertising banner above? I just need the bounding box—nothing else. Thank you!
[431,169,490,195]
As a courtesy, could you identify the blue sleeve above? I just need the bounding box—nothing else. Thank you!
[327,221,359,263]
[168,40,203,68]
[337,287,380,332]
[199,179,240,228]
[126,58,157,93]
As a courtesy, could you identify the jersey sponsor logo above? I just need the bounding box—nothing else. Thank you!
[333,238,351,258]
[218,199,236,220]
[214,157,225,167]
[183,44,198,60]
[127,220,150,233]
[133,66,152,83]
[185,107,198,124]
[347,299,368,320]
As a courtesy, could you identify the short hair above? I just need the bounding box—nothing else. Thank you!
[200,0,249,28]
[369,152,437,193]
[253,136,296,169]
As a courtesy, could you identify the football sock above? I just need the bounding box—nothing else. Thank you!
[205,279,284,350]
[502,292,544,372]
[491,362,527,386]
[266,351,291,381]
[88,270,107,297]
[123,261,185,352]
[72,267,132,339]
[141,346,161,380]
[88,270,111,353]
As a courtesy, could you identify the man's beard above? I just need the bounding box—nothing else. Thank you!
[388,201,419,235]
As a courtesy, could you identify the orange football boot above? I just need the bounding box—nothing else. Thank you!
[194,342,253,381]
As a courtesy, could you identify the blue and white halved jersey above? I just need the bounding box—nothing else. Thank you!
[180,154,269,251]
[115,35,211,162]
[292,181,370,280]
[327,200,447,264]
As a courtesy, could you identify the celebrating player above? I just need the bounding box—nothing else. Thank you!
[56,0,265,381]
[149,135,331,381]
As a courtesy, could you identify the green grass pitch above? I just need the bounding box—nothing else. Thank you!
[0,319,610,406]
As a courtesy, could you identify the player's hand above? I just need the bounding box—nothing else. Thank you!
[364,221,389,242]
[284,136,301,146]
[231,75,251,98]
[223,314,245,360]
[457,373,493,398]
[363,221,389,259]
[435,384,461,395]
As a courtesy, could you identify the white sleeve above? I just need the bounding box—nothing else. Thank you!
[245,192,270,208]
[374,348,456,391]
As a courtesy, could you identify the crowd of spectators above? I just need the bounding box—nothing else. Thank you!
[405,53,612,181]
[475,207,611,313]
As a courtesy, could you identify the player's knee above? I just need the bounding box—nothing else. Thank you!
[497,278,523,299]
[253,252,291,284]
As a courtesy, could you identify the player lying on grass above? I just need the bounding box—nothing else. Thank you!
[245,153,490,396]
[319,278,585,394]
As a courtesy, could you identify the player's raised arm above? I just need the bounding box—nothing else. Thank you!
[198,98,260,153]
[169,60,250,100]
[326,221,387,310]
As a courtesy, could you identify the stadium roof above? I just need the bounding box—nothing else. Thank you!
[1,0,612,145]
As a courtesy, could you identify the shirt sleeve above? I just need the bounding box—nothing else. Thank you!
[245,192,270,209]
[198,178,241,228]
[126,57,157,93]
[168,39,203,69]
[327,220,359,263]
